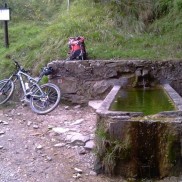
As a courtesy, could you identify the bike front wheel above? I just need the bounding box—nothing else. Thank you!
[0,79,14,104]
[30,83,61,114]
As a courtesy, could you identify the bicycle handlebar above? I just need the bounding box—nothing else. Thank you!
[12,59,53,79]
[12,59,20,69]
[12,59,29,73]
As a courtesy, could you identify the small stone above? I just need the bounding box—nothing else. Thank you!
[89,171,97,176]
[3,121,9,125]
[74,105,81,109]
[17,113,21,116]
[127,178,136,181]
[73,173,81,179]
[46,156,52,161]
[0,146,3,149]
[70,119,84,126]
[72,146,78,149]
[84,140,95,150]
[66,132,90,146]
[52,127,69,134]
[0,131,5,135]
[74,167,83,174]
[36,145,43,150]
[33,125,39,129]
[66,145,71,149]
[54,143,66,148]
[78,146,87,155]
[48,125,54,129]
[64,106,69,110]
[27,121,32,126]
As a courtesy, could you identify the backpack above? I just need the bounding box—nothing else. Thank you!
[67,36,87,60]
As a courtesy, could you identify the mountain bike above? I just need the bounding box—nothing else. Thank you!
[0,60,61,114]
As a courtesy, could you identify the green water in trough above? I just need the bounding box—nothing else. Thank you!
[110,87,176,115]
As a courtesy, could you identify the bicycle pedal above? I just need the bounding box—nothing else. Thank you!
[21,97,30,103]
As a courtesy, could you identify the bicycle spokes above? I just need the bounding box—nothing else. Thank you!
[30,83,61,114]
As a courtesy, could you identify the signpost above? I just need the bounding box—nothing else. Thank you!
[0,3,10,48]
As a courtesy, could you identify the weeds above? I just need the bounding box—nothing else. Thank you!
[95,123,131,175]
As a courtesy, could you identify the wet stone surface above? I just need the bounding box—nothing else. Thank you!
[0,103,181,182]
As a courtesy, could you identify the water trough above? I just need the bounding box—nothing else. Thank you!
[94,83,182,179]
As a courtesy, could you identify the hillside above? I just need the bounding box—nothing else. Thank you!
[0,0,182,77]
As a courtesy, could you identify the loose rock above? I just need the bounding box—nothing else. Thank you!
[36,145,43,150]
[84,140,95,150]
[54,143,66,148]
[27,121,32,126]
[66,132,90,146]
[0,131,5,135]
[70,119,84,126]
[74,167,83,174]
[52,127,70,134]
[73,173,82,179]
[33,125,39,129]
[3,121,9,125]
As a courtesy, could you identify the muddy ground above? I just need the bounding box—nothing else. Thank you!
[0,102,181,182]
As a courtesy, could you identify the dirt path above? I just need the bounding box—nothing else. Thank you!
[0,103,122,182]
[0,103,181,182]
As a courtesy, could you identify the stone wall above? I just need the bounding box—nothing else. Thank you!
[48,60,182,103]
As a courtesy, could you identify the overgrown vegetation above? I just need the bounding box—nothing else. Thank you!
[0,0,182,78]
[95,123,131,175]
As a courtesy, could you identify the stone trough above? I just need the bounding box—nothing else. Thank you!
[93,83,182,179]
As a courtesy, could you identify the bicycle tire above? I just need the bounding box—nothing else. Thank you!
[30,83,61,114]
[0,79,14,104]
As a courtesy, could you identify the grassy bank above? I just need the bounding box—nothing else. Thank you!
[0,0,182,78]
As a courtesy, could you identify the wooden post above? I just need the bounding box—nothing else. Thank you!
[3,3,9,48]
[67,0,70,11]
[4,19,9,48]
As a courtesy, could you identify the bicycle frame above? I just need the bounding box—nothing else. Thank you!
[9,69,45,99]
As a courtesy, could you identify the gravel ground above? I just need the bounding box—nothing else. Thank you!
[0,103,121,182]
[0,103,181,182]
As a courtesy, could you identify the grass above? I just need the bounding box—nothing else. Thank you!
[0,0,182,78]
[95,122,131,175]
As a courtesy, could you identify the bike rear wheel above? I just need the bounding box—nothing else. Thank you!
[0,79,14,104]
[30,83,61,114]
